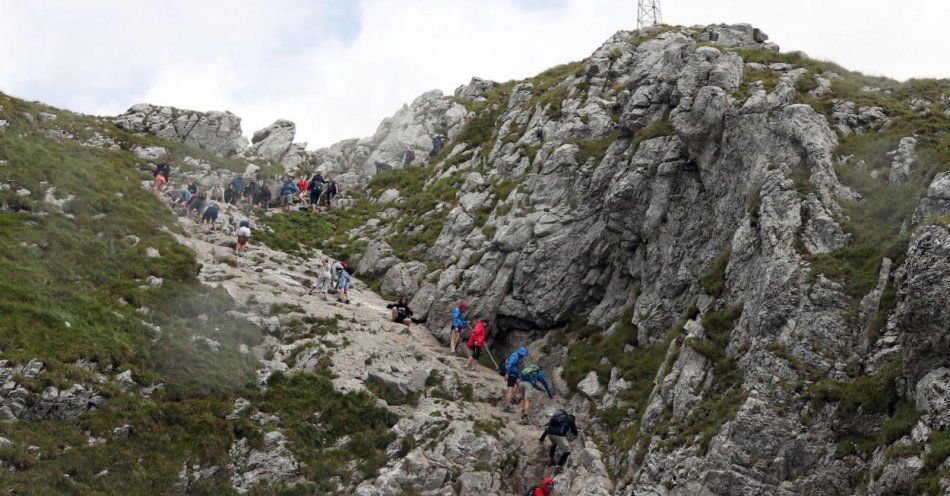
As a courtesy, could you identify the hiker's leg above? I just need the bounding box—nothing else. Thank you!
[548,442,557,463]
[557,451,570,467]
[450,328,460,350]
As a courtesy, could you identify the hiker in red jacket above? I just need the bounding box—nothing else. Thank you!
[529,477,554,496]
[464,319,488,370]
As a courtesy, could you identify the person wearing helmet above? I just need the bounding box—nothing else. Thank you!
[539,409,578,472]
[235,219,251,254]
[503,347,528,411]
[449,301,469,354]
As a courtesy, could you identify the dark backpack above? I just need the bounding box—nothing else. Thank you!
[523,486,537,496]
[345,265,355,275]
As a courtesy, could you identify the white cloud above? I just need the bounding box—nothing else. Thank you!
[1,0,948,148]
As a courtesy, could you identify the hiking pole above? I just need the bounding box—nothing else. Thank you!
[467,322,500,369]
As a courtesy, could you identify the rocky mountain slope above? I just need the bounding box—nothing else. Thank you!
[2,21,950,496]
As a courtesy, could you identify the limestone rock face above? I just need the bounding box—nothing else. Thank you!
[312,89,468,177]
[244,119,309,169]
[114,103,248,156]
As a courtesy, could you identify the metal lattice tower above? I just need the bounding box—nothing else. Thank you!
[636,0,663,31]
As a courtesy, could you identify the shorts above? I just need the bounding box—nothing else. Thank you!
[451,326,462,334]
[506,374,519,388]
[549,434,570,454]
[237,235,250,244]
[518,381,534,400]
[469,345,482,359]
[310,190,321,204]
[201,210,218,222]
[393,312,408,323]
[338,278,349,291]
[280,194,293,206]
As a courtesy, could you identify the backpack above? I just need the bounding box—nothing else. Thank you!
[344,265,355,275]
[521,365,541,381]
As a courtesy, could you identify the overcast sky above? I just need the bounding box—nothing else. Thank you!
[1,0,947,147]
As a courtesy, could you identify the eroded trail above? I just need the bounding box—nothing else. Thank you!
[166,200,613,495]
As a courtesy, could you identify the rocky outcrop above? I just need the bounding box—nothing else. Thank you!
[312,90,469,177]
[244,119,310,169]
[114,103,248,156]
[0,359,105,421]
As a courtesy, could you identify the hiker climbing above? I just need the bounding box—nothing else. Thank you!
[402,147,415,166]
[449,301,469,354]
[323,177,338,209]
[200,203,219,231]
[230,175,246,205]
[330,260,346,291]
[235,219,251,254]
[518,364,554,422]
[430,134,448,157]
[386,296,414,325]
[540,409,578,473]
[464,319,488,371]
[152,161,170,195]
[279,177,298,212]
[336,261,353,304]
[524,477,555,496]
[296,176,309,205]
[307,258,332,300]
[308,172,324,213]
[503,347,528,411]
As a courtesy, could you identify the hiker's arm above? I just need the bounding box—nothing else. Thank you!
[539,430,547,442]
[570,422,578,437]
[540,378,554,398]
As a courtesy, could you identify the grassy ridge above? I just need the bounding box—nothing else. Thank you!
[0,93,399,494]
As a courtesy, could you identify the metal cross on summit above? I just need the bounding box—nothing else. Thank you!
[636,0,663,31]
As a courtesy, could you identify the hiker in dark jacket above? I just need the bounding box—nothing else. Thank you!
[386,296,413,325]
[539,409,578,471]
[308,173,324,212]
[323,178,338,209]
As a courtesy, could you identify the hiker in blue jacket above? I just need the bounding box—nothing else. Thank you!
[518,364,554,422]
[503,347,528,411]
[280,178,298,212]
[449,301,469,354]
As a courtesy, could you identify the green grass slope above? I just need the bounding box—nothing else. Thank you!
[0,93,396,495]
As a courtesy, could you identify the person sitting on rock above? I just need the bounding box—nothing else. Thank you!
[235,219,251,255]
[449,301,469,354]
[336,262,352,304]
[525,477,555,496]
[464,319,488,371]
[539,409,578,473]
[386,296,414,325]
[503,347,528,411]
[518,364,554,423]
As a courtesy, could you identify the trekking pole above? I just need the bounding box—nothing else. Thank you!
[467,322,500,369]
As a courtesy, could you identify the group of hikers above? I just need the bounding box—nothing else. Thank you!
[447,300,579,486]
[306,258,355,304]
[380,298,579,486]
[152,160,341,218]
[151,158,573,493]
